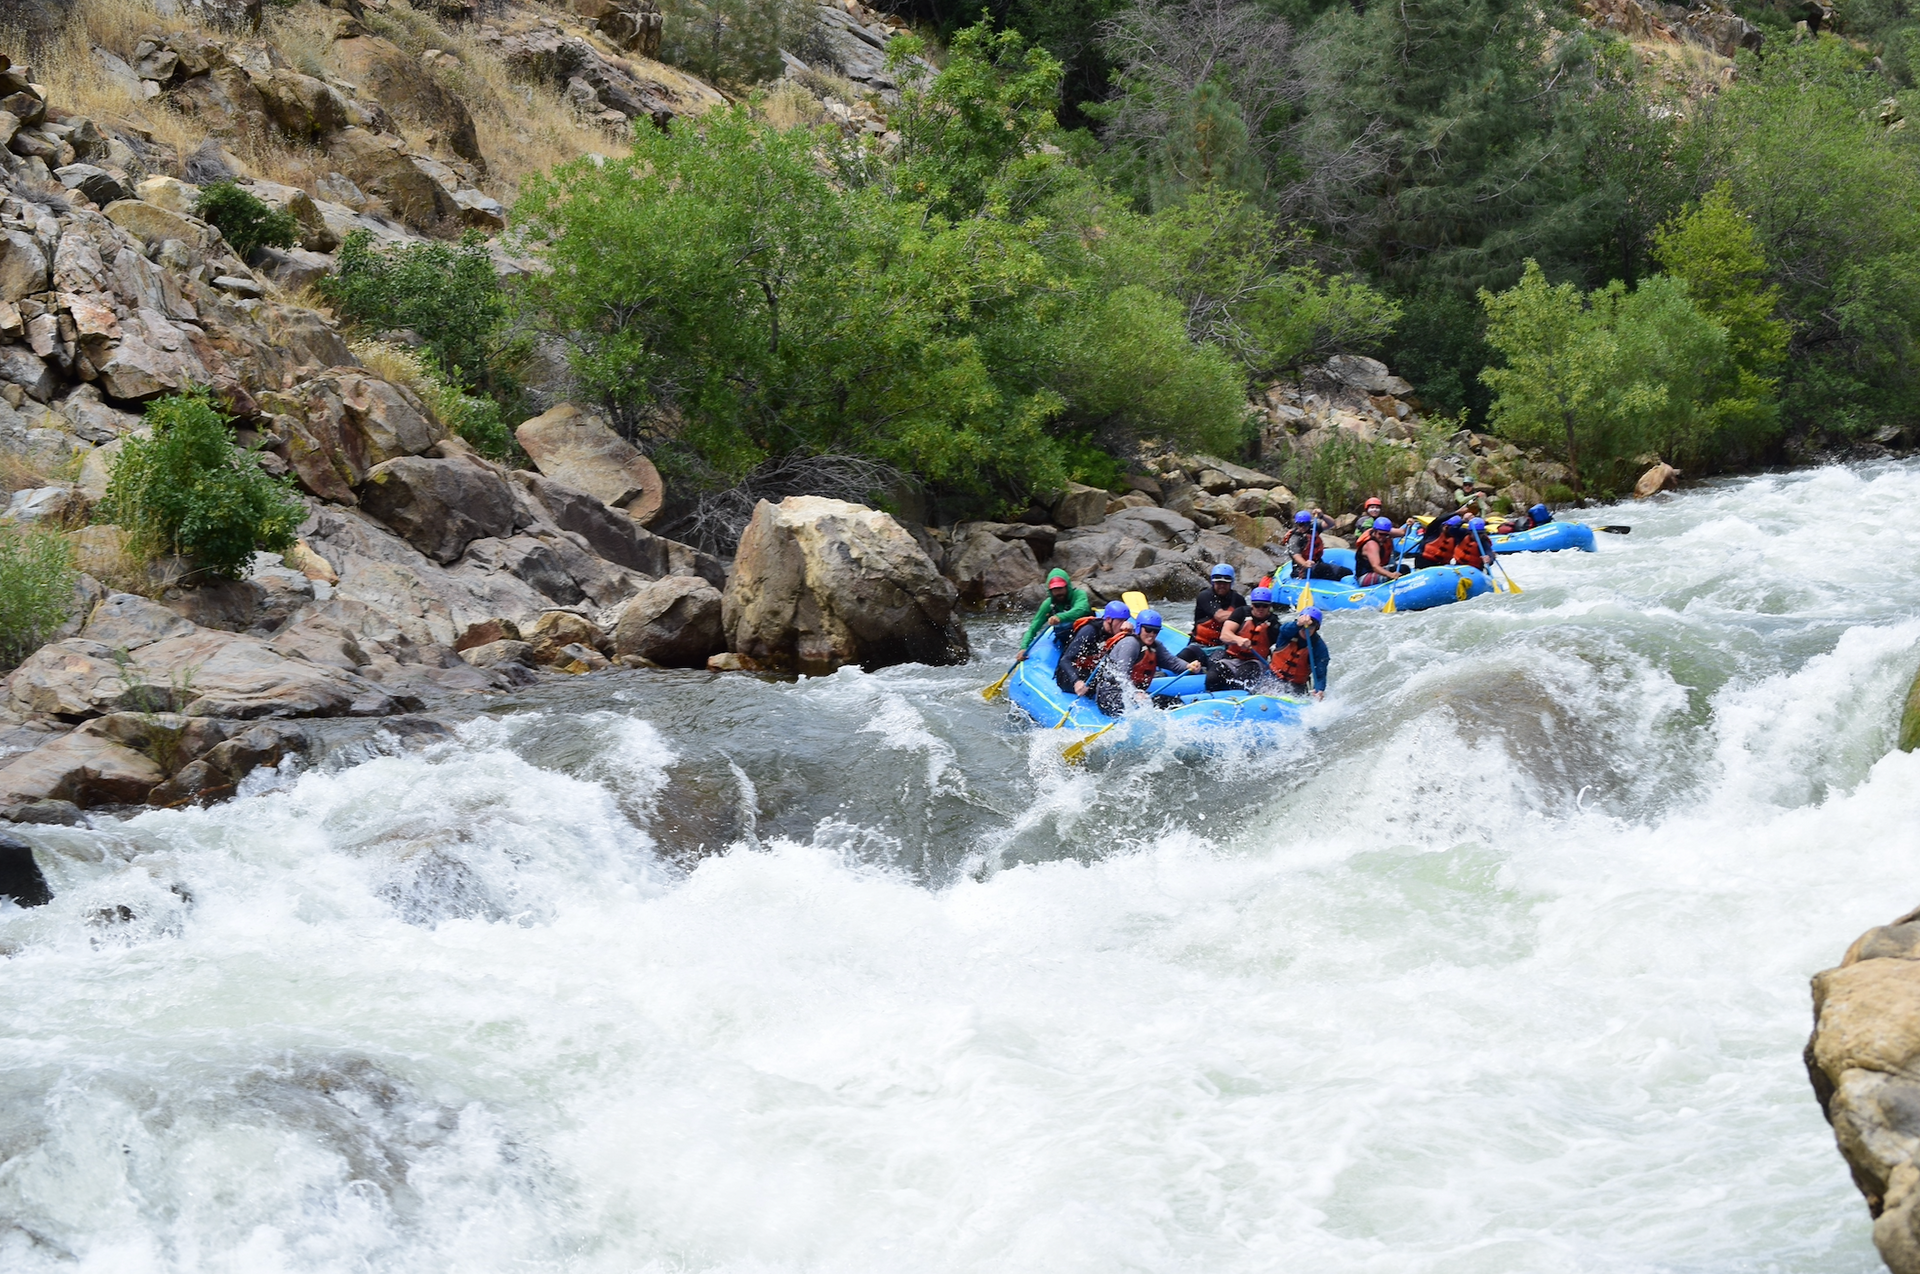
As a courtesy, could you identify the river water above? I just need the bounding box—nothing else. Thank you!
[3,462,1920,1273]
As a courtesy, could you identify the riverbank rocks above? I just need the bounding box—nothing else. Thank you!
[515,403,664,525]
[722,496,967,674]
[357,453,516,564]
[613,575,724,667]
[1635,462,1680,498]
[1808,907,1920,1273]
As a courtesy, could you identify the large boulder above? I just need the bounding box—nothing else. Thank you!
[514,403,664,524]
[1051,481,1108,530]
[946,525,1040,604]
[358,454,516,564]
[1808,909,1920,1274]
[272,367,447,502]
[324,127,457,232]
[722,496,967,673]
[613,575,724,667]
[1634,462,1679,499]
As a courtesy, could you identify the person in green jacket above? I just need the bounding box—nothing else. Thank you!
[1017,568,1092,659]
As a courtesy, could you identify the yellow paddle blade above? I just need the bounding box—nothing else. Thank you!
[1381,588,1397,615]
[981,665,1015,701]
[1297,581,1314,610]
[1501,566,1523,594]
[1062,722,1116,764]
[1122,590,1150,617]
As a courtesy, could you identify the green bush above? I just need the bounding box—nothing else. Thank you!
[1278,432,1406,516]
[0,526,75,668]
[101,391,305,580]
[319,230,506,391]
[193,181,298,259]
[422,362,521,464]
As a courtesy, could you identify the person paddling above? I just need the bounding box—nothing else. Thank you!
[1353,517,1403,585]
[1087,608,1197,715]
[1057,600,1132,695]
[1414,513,1470,570]
[1286,510,1346,582]
[1269,607,1329,700]
[1452,517,1492,570]
[1017,568,1092,660]
[1208,586,1286,691]
[1179,563,1246,661]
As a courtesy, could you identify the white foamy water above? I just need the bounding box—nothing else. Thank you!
[4,463,1920,1273]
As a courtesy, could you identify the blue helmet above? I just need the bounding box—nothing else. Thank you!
[1294,510,1313,524]
[1210,563,1235,580]
[1530,503,1550,522]
[1301,607,1324,625]
[1373,517,1393,531]
[1249,586,1274,604]
[1470,517,1486,532]
[1101,600,1131,620]
[1137,609,1164,630]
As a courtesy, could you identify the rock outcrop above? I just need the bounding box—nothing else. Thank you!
[1808,909,1920,1274]
[515,403,664,525]
[722,496,966,674]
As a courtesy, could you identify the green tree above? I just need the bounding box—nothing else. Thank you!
[1479,263,1622,490]
[194,181,298,260]
[1150,79,1265,209]
[102,391,305,580]
[657,0,814,86]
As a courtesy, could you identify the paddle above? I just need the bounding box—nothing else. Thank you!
[1121,590,1150,616]
[1062,721,1115,764]
[981,649,1024,701]
[1599,525,1631,535]
[1492,555,1523,594]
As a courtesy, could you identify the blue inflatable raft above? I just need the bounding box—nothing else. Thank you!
[1275,558,1496,611]
[1488,521,1595,553]
[1007,626,1307,751]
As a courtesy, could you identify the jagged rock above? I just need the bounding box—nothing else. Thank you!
[272,367,446,502]
[251,244,334,291]
[479,22,724,126]
[514,403,664,524]
[612,574,724,667]
[332,34,485,168]
[56,384,142,443]
[458,637,534,669]
[357,453,516,564]
[1634,462,1679,498]
[0,727,166,807]
[0,833,50,904]
[1,485,74,525]
[1184,454,1281,491]
[53,163,129,207]
[0,228,49,302]
[0,345,57,402]
[460,534,585,605]
[1322,355,1415,396]
[1051,481,1108,530]
[946,525,1040,604]
[149,720,306,806]
[453,617,519,650]
[134,174,199,216]
[101,198,218,250]
[325,127,457,232]
[723,496,967,673]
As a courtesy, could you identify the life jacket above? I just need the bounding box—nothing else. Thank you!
[1234,609,1281,658]
[1270,634,1312,686]
[1068,622,1124,676]
[1418,527,1459,566]
[1354,528,1396,576]
[1130,641,1162,688]
[1193,618,1223,646]
[1452,531,1485,569]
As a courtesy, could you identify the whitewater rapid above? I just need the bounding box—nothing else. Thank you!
[3,462,1919,1273]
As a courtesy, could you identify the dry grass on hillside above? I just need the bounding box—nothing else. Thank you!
[30,0,625,204]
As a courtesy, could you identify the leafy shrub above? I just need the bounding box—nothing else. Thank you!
[1278,432,1408,516]
[0,527,75,668]
[351,340,524,465]
[319,230,506,390]
[101,391,305,580]
[193,181,298,259]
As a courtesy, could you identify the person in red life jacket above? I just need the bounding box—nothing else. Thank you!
[1207,586,1286,691]
[1088,608,1197,715]
[1414,514,1470,569]
[1285,509,1346,581]
[1352,516,1403,586]
[1178,563,1246,661]
[1056,600,1133,696]
[1268,607,1329,700]
[1452,516,1493,569]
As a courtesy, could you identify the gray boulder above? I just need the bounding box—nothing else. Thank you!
[358,454,516,565]
[723,496,967,673]
[613,575,724,667]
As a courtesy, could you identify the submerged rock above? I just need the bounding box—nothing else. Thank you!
[722,495,966,674]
